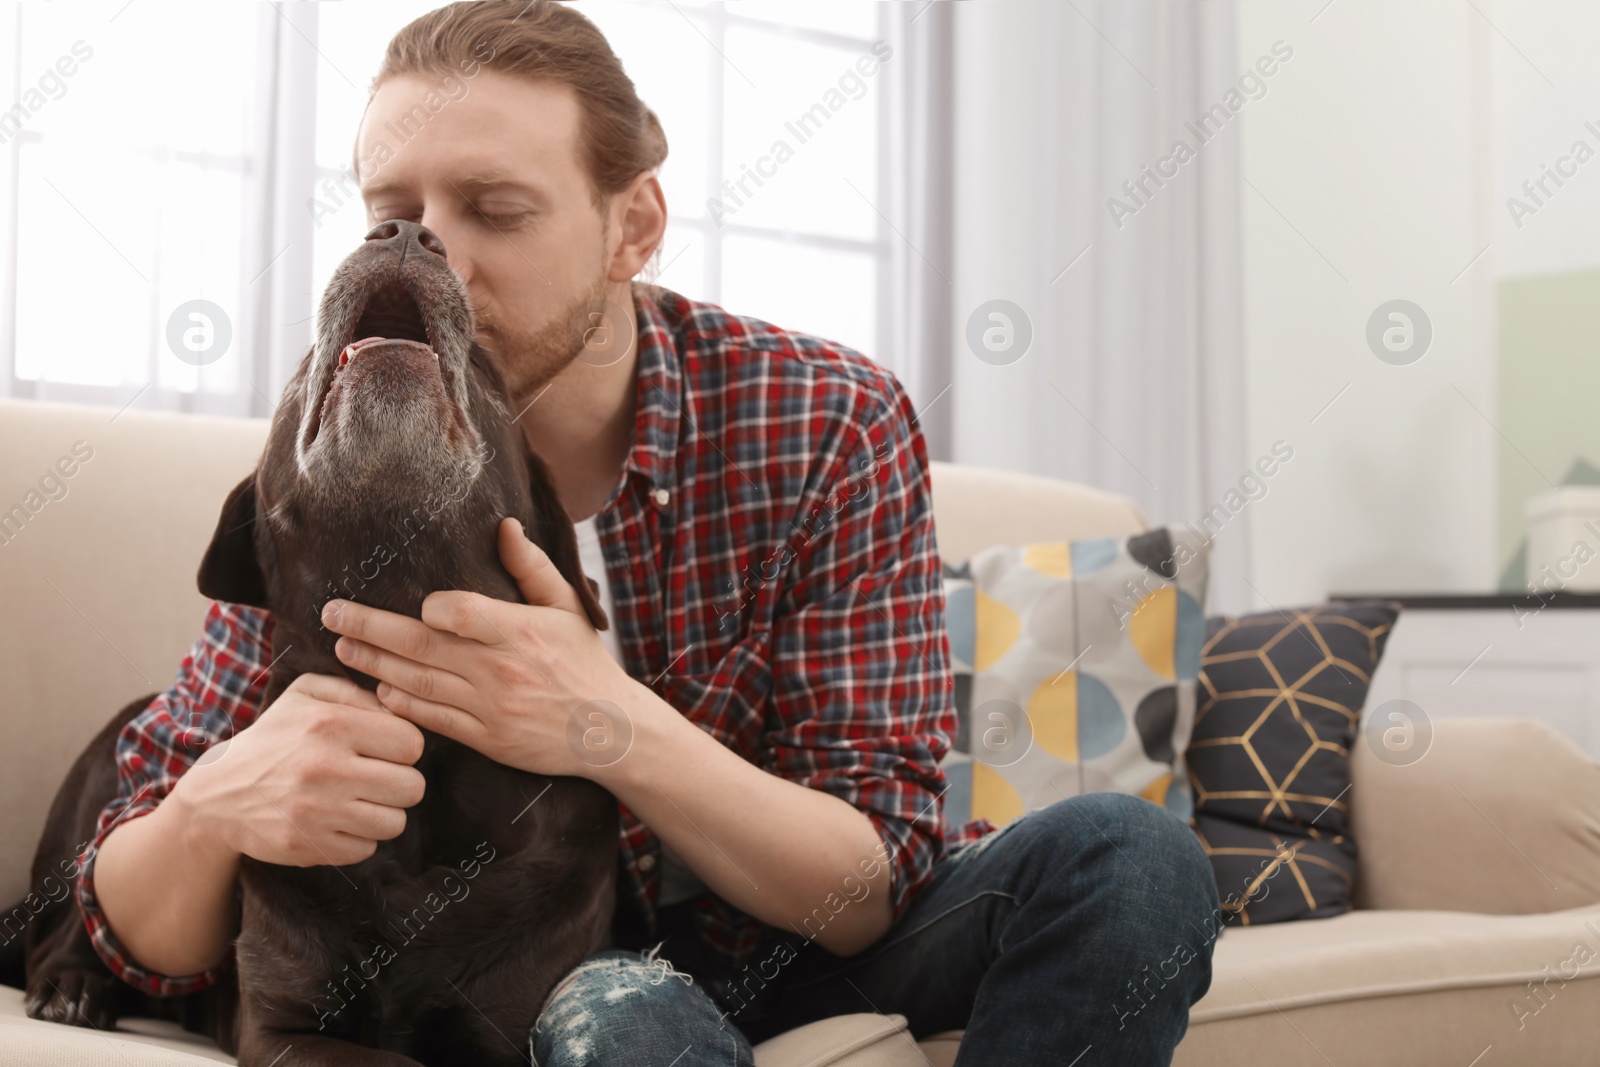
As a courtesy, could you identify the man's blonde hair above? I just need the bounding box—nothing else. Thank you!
[372,0,669,217]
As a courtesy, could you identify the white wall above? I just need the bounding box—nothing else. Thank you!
[947,0,1508,610]
[1236,0,1499,605]
[1491,2,1600,280]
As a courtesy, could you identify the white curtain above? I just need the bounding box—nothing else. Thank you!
[887,1,1252,614]
[0,2,318,419]
[248,1,322,418]
[882,0,957,460]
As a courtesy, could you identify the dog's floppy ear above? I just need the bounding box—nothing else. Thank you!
[524,449,609,632]
[197,473,269,608]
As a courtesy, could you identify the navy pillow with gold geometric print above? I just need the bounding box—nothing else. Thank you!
[1184,601,1401,926]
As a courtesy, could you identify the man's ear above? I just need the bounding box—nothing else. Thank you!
[197,473,269,608]
[524,449,610,631]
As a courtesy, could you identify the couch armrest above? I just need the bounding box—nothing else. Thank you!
[1351,717,1600,913]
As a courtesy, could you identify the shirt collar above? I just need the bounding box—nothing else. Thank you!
[617,282,686,496]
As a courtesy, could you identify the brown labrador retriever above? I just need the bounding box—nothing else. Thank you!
[3,219,619,1066]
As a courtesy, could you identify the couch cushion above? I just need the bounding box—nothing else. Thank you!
[753,1013,927,1066]
[39,891,1589,1067]
[916,1031,961,1066]
[1185,602,1400,923]
[940,527,1210,828]
[51,870,1588,1066]
[924,905,1600,1067]
[1175,904,1600,1066]
[0,990,921,1067]
[0,986,233,1065]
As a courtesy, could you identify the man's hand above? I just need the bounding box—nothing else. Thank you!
[178,673,427,867]
[95,672,428,977]
[322,517,896,956]
[321,516,641,779]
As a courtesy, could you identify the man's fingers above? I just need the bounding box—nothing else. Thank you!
[318,831,381,868]
[334,636,476,710]
[342,798,411,842]
[498,517,585,616]
[346,716,427,767]
[376,684,486,749]
[322,598,469,671]
[288,671,385,711]
[344,757,426,810]
[420,590,513,645]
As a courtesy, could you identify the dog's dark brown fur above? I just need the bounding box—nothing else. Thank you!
[8,694,240,1044]
[6,221,620,1066]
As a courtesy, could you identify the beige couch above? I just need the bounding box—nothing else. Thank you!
[2,396,1599,1065]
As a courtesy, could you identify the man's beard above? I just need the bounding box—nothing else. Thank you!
[481,265,610,405]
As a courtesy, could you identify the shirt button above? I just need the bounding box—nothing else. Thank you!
[652,488,670,507]
[639,853,657,872]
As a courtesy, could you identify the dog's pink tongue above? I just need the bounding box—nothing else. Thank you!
[339,335,435,368]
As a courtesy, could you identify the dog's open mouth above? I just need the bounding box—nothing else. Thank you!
[305,276,470,451]
[348,278,434,349]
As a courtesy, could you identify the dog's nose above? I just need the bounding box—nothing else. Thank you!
[363,219,448,259]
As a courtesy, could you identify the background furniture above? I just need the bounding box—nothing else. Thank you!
[3,397,1600,1065]
[1335,592,1600,760]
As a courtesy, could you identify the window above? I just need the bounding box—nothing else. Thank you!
[577,1,889,361]
[2,3,263,414]
[0,1,894,416]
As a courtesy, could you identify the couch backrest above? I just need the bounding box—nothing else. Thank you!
[0,399,269,903]
[0,398,1148,904]
[1351,716,1600,914]
[926,461,1148,564]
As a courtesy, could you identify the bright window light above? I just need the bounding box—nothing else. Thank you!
[0,1,889,412]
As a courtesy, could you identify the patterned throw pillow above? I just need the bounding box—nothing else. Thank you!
[941,528,1211,829]
[1185,601,1401,925]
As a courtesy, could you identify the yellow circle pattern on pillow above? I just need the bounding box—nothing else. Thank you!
[1021,542,1073,579]
[1130,586,1177,680]
[939,529,1211,832]
[1140,773,1173,805]
[972,761,1026,827]
[1029,670,1078,762]
[974,587,1020,672]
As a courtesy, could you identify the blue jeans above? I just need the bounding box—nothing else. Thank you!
[530,793,1221,1066]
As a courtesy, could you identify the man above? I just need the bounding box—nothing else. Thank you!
[78,2,1218,1063]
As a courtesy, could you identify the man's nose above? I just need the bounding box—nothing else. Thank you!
[363,219,448,259]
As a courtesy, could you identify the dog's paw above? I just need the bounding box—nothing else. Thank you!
[25,968,118,1029]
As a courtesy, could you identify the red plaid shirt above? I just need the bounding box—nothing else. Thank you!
[77,282,989,996]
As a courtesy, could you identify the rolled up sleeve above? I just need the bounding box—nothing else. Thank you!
[758,378,957,920]
[74,601,273,996]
